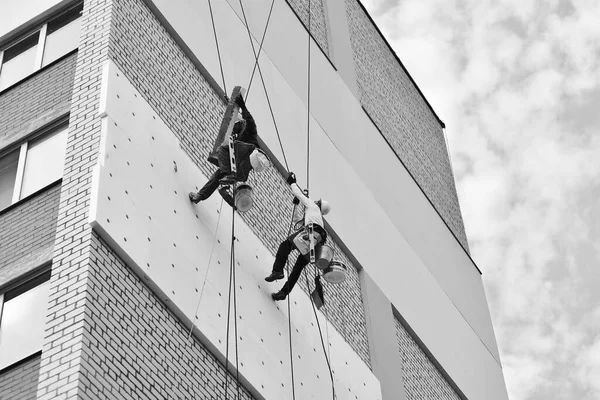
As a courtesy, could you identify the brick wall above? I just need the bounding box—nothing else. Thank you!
[0,355,41,400]
[108,0,370,368]
[0,183,61,287]
[78,231,255,399]
[0,53,76,151]
[395,316,462,400]
[36,0,114,397]
[285,0,331,58]
[344,0,470,252]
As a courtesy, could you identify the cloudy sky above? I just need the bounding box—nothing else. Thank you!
[359,0,600,399]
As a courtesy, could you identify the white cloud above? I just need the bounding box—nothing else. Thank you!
[364,0,600,399]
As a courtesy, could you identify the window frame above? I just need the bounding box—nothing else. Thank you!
[0,116,68,211]
[0,267,51,371]
[0,2,82,92]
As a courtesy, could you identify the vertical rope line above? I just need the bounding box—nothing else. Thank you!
[238,0,290,172]
[305,268,335,399]
[189,198,225,339]
[323,304,333,374]
[224,182,241,399]
[207,0,227,95]
[246,0,276,99]
[231,201,241,399]
[306,0,312,192]
[285,204,298,400]
[224,214,234,399]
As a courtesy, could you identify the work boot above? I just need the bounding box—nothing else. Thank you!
[271,290,287,301]
[265,272,284,282]
[189,192,203,204]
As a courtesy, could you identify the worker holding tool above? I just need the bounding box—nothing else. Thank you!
[189,94,269,206]
[265,172,330,301]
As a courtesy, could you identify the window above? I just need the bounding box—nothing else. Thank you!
[0,149,19,210]
[20,126,68,198]
[0,32,39,91]
[0,3,82,91]
[0,273,50,370]
[0,122,67,210]
[42,6,82,67]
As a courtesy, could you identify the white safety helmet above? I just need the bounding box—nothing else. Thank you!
[318,199,330,215]
[249,149,271,172]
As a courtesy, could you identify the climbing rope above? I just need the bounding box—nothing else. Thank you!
[189,197,225,339]
[322,301,334,381]
[237,0,290,172]
[231,202,241,400]
[207,0,227,96]
[303,2,335,397]
[204,2,290,398]
[204,1,336,397]
[305,267,336,399]
[285,204,299,400]
[245,0,276,100]
[306,0,312,192]
[224,182,241,399]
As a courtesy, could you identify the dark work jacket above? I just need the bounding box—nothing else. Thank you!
[236,108,259,148]
[211,141,255,182]
[208,108,259,182]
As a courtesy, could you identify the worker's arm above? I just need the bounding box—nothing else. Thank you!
[240,107,256,134]
[235,95,258,145]
[286,172,312,207]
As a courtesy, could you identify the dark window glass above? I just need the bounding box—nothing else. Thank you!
[0,149,19,209]
[2,32,39,62]
[0,32,39,91]
[42,5,82,67]
[47,5,82,35]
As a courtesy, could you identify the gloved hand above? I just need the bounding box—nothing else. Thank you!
[286,172,296,185]
[235,94,246,109]
[293,196,300,205]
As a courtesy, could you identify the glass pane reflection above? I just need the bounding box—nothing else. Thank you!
[0,280,50,369]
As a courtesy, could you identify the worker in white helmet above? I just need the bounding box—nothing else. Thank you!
[265,172,331,301]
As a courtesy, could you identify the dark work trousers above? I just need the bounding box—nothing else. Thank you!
[197,169,226,200]
[272,232,310,295]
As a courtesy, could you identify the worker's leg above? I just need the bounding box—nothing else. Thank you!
[280,254,309,295]
[265,238,294,282]
[190,169,225,203]
[272,255,308,301]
